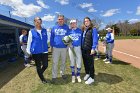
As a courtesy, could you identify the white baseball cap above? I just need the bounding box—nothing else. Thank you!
[106,27,112,31]
[70,19,77,23]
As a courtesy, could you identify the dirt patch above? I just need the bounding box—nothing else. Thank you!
[99,39,140,69]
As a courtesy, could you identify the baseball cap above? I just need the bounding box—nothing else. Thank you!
[70,19,77,23]
[106,27,112,31]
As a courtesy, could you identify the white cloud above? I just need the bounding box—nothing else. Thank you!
[88,7,97,12]
[128,19,140,24]
[37,0,49,9]
[0,0,41,17]
[102,9,120,17]
[79,3,97,13]
[41,14,55,22]
[55,0,69,5]
[79,3,93,8]
[55,11,61,14]
[136,6,140,15]
[127,11,133,14]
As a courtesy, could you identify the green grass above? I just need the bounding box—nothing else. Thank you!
[32,54,140,93]
[0,53,140,93]
[115,36,140,40]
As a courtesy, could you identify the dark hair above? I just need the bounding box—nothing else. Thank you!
[34,17,42,22]
[22,29,27,33]
[57,14,64,18]
[81,17,93,31]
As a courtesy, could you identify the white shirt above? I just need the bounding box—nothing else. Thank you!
[19,35,24,43]
[19,35,27,49]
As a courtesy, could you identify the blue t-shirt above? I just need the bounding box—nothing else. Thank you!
[50,24,69,48]
[68,28,82,46]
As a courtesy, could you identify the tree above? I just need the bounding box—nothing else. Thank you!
[116,20,131,36]
[91,18,102,29]
[111,24,120,36]
[99,29,107,36]
[130,29,138,36]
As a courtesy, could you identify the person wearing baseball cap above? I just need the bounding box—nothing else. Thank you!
[103,27,114,64]
[68,19,82,83]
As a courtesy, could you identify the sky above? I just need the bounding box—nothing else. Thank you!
[0,0,140,29]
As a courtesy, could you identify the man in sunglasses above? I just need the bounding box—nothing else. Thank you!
[26,17,48,84]
[50,15,69,82]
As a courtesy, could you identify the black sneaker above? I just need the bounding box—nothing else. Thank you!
[42,79,47,84]
[52,78,57,83]
[62,75,67,80]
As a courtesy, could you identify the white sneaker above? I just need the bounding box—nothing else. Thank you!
[24,64,31,67]
[105,61,111,64]
[84,74,90,81]
[77,76,81,83]
[103,58,108,62]
[85,77,94,85]
[30,60,35,63]
[60,71,64,76]
[95,58,99,60]
[72,76,75,83]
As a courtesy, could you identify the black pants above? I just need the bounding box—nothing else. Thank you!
[32,53,48,81]
[82,49,95,79]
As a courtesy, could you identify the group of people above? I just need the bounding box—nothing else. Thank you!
[19,14,114,85]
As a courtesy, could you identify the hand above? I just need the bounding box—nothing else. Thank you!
[50,47,53,52]
[27,51,31,56]
[90,49,95,55]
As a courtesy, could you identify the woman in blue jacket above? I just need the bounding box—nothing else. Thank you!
[26,17,48,84]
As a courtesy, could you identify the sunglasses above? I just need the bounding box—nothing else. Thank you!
[58,19,64,20]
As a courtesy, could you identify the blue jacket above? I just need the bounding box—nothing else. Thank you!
[50,24,69,48]
[68,28,82,46]
[30,28,48,54]
[106,32,114,43]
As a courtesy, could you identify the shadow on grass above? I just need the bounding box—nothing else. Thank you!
[0,58,25,89]
[95,73,123,85]
[51,72,123,85]
[80,73,123,85]
[98,54,130,65]
[50,74,71,85]
[112,60,131,65]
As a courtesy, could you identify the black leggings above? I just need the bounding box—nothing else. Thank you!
[82,49,95,79]
[32,53,48,81]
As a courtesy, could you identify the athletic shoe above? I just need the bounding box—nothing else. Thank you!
[83,74,90,81]
[24,64,31,67]
[95,58,99,60]
[60,71,67,79]
[103,58,108,62]
[105,61,111,64]
[52,78,57,83]
[72,76,75,83]
[42,79,47,84]
[77,76,81,83]
[85,77,94,85]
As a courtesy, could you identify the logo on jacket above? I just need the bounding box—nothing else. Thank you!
[70,33,81,41]
[55,29,67,35]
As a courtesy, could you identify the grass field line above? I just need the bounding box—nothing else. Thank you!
[113,49,140,59]
[100,46,140,59]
